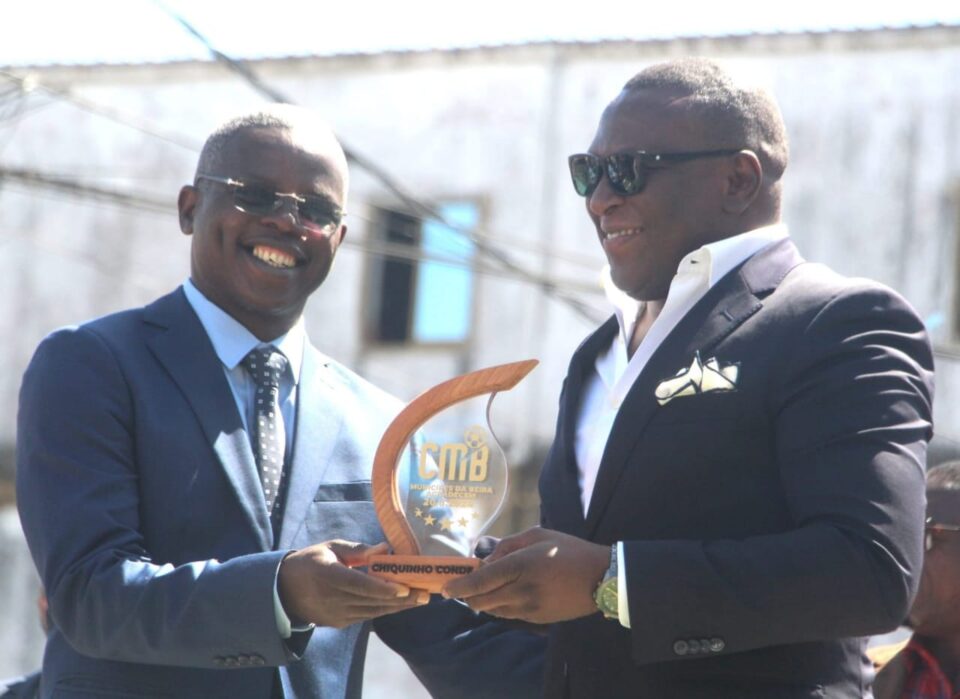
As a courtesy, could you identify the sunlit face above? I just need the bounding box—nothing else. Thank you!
[178,126,347,340]
[585,88,731,301]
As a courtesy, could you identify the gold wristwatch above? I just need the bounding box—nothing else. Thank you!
[593,544,619,621]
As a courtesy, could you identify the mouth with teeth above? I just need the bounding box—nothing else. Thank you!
[250,244,298,269]
[603,228,642,242]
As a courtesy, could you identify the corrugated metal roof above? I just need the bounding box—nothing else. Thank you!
[3,22,958,71]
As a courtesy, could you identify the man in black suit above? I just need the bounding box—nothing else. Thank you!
[445,58,934,697]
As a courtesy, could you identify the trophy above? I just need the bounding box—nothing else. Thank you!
[368,360,538,592]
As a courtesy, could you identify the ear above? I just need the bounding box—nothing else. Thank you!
[178,185,198,236]
[334,222,347,246]
[721,151,763,215]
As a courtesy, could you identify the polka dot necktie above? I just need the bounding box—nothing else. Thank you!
[242,347,289,523]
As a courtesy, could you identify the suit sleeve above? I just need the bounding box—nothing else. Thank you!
[622,283,933,663]
[375,600,546,699]
[16,326,300,668]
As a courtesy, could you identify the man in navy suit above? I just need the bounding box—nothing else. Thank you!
[445,58,934,697]
[16,106,542,698]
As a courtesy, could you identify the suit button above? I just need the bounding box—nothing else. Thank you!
[250,655,266,667]
[709,637,725,653]
[237,655,250,666]
[213,656,225,667]
[688,639,701,654]
[673,640,689,656]
[224,656,238,667]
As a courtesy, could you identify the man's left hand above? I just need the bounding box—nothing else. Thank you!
[442,527,610,624]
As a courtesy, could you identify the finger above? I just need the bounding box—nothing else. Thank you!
[329,541,389,567]
[339,589,431,608]
[485,527,545,563]
[442,557,520,599]
[320,561,414,599]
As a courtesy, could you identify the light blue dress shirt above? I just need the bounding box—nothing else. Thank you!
[182,279,308,638]
[182,279,304,458]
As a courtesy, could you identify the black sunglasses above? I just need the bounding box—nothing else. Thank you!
[568,149,744,197]
[196,174,344,233]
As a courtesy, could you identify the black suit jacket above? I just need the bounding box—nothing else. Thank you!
[538,240,934,698]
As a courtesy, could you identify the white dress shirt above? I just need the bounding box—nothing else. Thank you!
[574,224,788,627]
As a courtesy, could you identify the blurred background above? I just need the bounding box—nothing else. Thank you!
[1,0,959,695]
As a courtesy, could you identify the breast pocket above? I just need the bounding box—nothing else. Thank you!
[651,390,743,426]
[302,481,382,545]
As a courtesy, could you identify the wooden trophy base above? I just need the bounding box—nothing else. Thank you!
[367,554,480,593]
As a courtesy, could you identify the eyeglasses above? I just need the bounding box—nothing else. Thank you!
[567,149,744,198]
[924,517,960,552]
[196,174,344,233]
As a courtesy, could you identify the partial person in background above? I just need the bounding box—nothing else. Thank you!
[872,461,960,699]
[445,57,934,698]
[16,105,542,699]
[0,592,46,699]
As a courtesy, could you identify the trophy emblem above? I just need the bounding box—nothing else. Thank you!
[368,360,538,592]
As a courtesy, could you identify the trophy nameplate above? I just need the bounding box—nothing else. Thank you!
[368,359,538,592]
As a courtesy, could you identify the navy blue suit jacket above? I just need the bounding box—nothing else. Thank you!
[538,240,934,698]
[16,288,543,698]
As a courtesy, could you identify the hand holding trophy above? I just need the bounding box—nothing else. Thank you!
[368,360,538,592]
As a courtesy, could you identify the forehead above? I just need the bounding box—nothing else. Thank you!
[928,489,960,526]
[218,127,347,198]
[589,88,707,155]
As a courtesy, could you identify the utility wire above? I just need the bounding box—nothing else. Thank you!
[0,70,201,152]
[0,71,601,272]
[150,0,600,321]
[0,166,606,299]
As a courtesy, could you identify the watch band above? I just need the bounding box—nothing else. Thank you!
[593,544,619,620]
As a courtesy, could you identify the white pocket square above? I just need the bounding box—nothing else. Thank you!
[655,352,739,406]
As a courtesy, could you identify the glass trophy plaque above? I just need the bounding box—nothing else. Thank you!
[368,359,538,592]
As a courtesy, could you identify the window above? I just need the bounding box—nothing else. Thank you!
[368,201,477,345]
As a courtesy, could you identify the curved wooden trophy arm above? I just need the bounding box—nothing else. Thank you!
[372,359,539,556]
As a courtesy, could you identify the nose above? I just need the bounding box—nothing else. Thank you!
[261,197,301,233]
[586,174,624,218]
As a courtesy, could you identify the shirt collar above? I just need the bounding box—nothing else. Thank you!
[182,279,305,384]
[602,223,789,345]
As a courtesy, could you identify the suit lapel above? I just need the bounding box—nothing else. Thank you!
[583,239,804,537]
[546,317,620,538]
[277,346,346,549]
[144,289,272,550]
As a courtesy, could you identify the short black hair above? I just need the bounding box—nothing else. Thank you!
[623,58,789,181]
[928,460,960,490]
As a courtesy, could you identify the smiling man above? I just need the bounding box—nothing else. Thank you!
[444,58,935,698]
[15,106,543,699]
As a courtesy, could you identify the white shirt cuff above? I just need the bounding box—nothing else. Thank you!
[617,541,630,628]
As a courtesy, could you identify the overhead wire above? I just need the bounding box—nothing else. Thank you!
[150,0,601,321]
[0,71,601,273]
[0,166,606,299]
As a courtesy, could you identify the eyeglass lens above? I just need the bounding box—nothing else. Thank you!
[231,184,340,231]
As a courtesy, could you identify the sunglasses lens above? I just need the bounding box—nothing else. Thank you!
[298,200,341,231]
[569,155,602,197]
[607,153,645,195]
[231,184,277,215]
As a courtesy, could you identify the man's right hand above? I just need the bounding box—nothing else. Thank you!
[278,541,429,629]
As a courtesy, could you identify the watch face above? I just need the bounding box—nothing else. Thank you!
[595,577,619,620]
